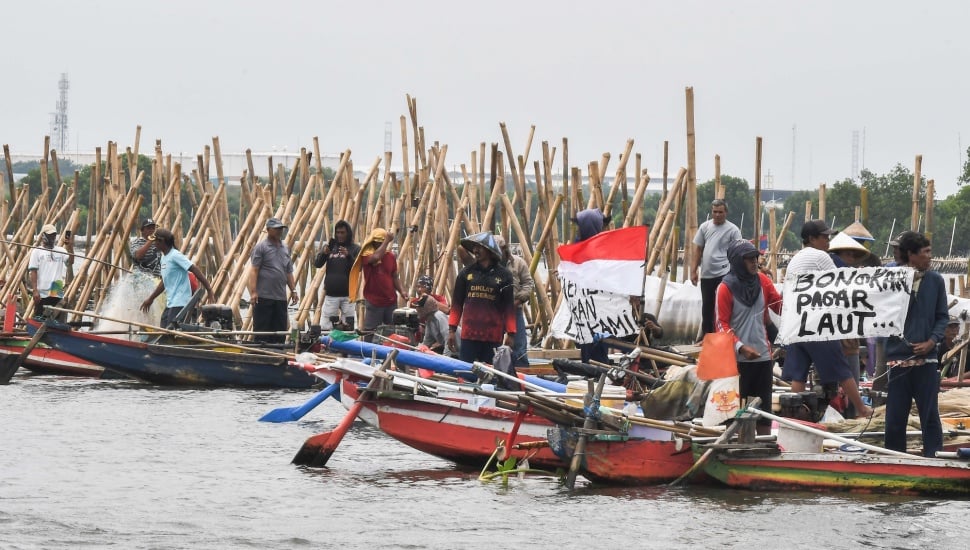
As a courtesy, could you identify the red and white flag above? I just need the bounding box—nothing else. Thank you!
[557,226,648,296]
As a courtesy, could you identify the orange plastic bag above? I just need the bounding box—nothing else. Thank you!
[695,331,739,381]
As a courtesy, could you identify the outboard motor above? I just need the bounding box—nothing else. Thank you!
[201,304,234,331]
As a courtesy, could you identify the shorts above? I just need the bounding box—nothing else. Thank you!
[782,340,853,384]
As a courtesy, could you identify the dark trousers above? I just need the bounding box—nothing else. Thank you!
[884,362,943,457]
[738,360,773,426]
[459,338,500,364]
[34,296,62,319]
[253,299,288,344]
[700,276,724,335]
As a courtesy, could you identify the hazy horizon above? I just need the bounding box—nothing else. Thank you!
[4,1,968,197]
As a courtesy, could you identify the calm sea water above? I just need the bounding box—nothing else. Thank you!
[3,372,970,549]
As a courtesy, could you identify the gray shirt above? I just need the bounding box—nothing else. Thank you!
[250,239,294,301]
[693,219,742,278]
[423,310,450,349]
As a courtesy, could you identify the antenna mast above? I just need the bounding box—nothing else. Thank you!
[49,73,70,152]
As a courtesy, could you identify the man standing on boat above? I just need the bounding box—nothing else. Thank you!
[139,228,214,329]
[782,220,873,418]
[313,220,360,330]
[691,199,742,337]
[351,227,407,340]
[249,218,298,344]
[493,235,534,370]
[130,218,161,277]
[28,224,73,318]
[884,231,947,457]
[448,232,516,371]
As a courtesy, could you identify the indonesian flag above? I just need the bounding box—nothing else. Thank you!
[557,225,648,296]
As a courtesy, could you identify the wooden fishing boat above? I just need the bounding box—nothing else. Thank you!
[693,405,970,496]
[0,333,111,378]
[546,426,700,485]
[29,319,320,388]
[300,357,566,469]
[697,445,970,496]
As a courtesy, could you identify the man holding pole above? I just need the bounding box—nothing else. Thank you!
[249,218,298,343]
[493,235,534,369]
[352,227,407,339]
[28,224,73,318]
[691,199,742,337]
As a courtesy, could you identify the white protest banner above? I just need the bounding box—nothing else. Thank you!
[551,277,639,344]
[778,266,914,344]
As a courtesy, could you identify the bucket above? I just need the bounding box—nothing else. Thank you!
[566,381,626,410]
[776,424,823,453]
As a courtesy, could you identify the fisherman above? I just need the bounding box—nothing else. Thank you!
[492,235,535,369]
[28,223,73,318]
[313,220,361,330]
[782,220,873,418]
[884,231,946,457]
[139,228,215,329]
[350,227,407,340]
[716,239,783,435]
[130,217,161,277]
[691,199,742,337]
[447,232,515,368]
[413,292,452,356]
[249,218,298,343]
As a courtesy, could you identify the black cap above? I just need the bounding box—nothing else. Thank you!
[141,218,157,229]
[888,231,912,247]
[801,219,835,241]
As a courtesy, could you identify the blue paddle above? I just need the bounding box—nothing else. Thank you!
[259,383,340,423]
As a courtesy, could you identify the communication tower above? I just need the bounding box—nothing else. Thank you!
[384,121,392,153]
[851,130,860,180]
[49,73,70,152]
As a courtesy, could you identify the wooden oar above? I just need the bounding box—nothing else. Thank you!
[0,317,52,384]
[258,382,340,423]
[291,350,397,467]
[669,397,762,487]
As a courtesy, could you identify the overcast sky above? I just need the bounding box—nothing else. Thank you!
[5,1,969,196]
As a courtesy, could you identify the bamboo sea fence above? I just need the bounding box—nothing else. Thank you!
[2,90,966,347]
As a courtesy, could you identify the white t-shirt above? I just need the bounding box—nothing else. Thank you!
[784,246,835,278]
[693,220,742,278]
[28,246,70,297]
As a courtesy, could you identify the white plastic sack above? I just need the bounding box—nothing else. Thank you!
[702,375,741,427]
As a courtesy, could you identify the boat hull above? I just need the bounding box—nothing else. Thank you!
[547,426,698,485]
[701,449,970,496]
[0,335,107,377]
[315,360,565,469]
[31,320,319,388]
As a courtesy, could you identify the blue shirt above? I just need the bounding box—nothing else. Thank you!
[161,248,194,308]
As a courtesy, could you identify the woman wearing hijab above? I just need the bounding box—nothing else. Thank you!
[715,239,783,435]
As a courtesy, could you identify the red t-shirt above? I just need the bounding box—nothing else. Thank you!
[362,251,398,307]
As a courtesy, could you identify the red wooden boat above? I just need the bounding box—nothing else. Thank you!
[306,358,566,469]
[546,426,700,485]
[0,333,109,378]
